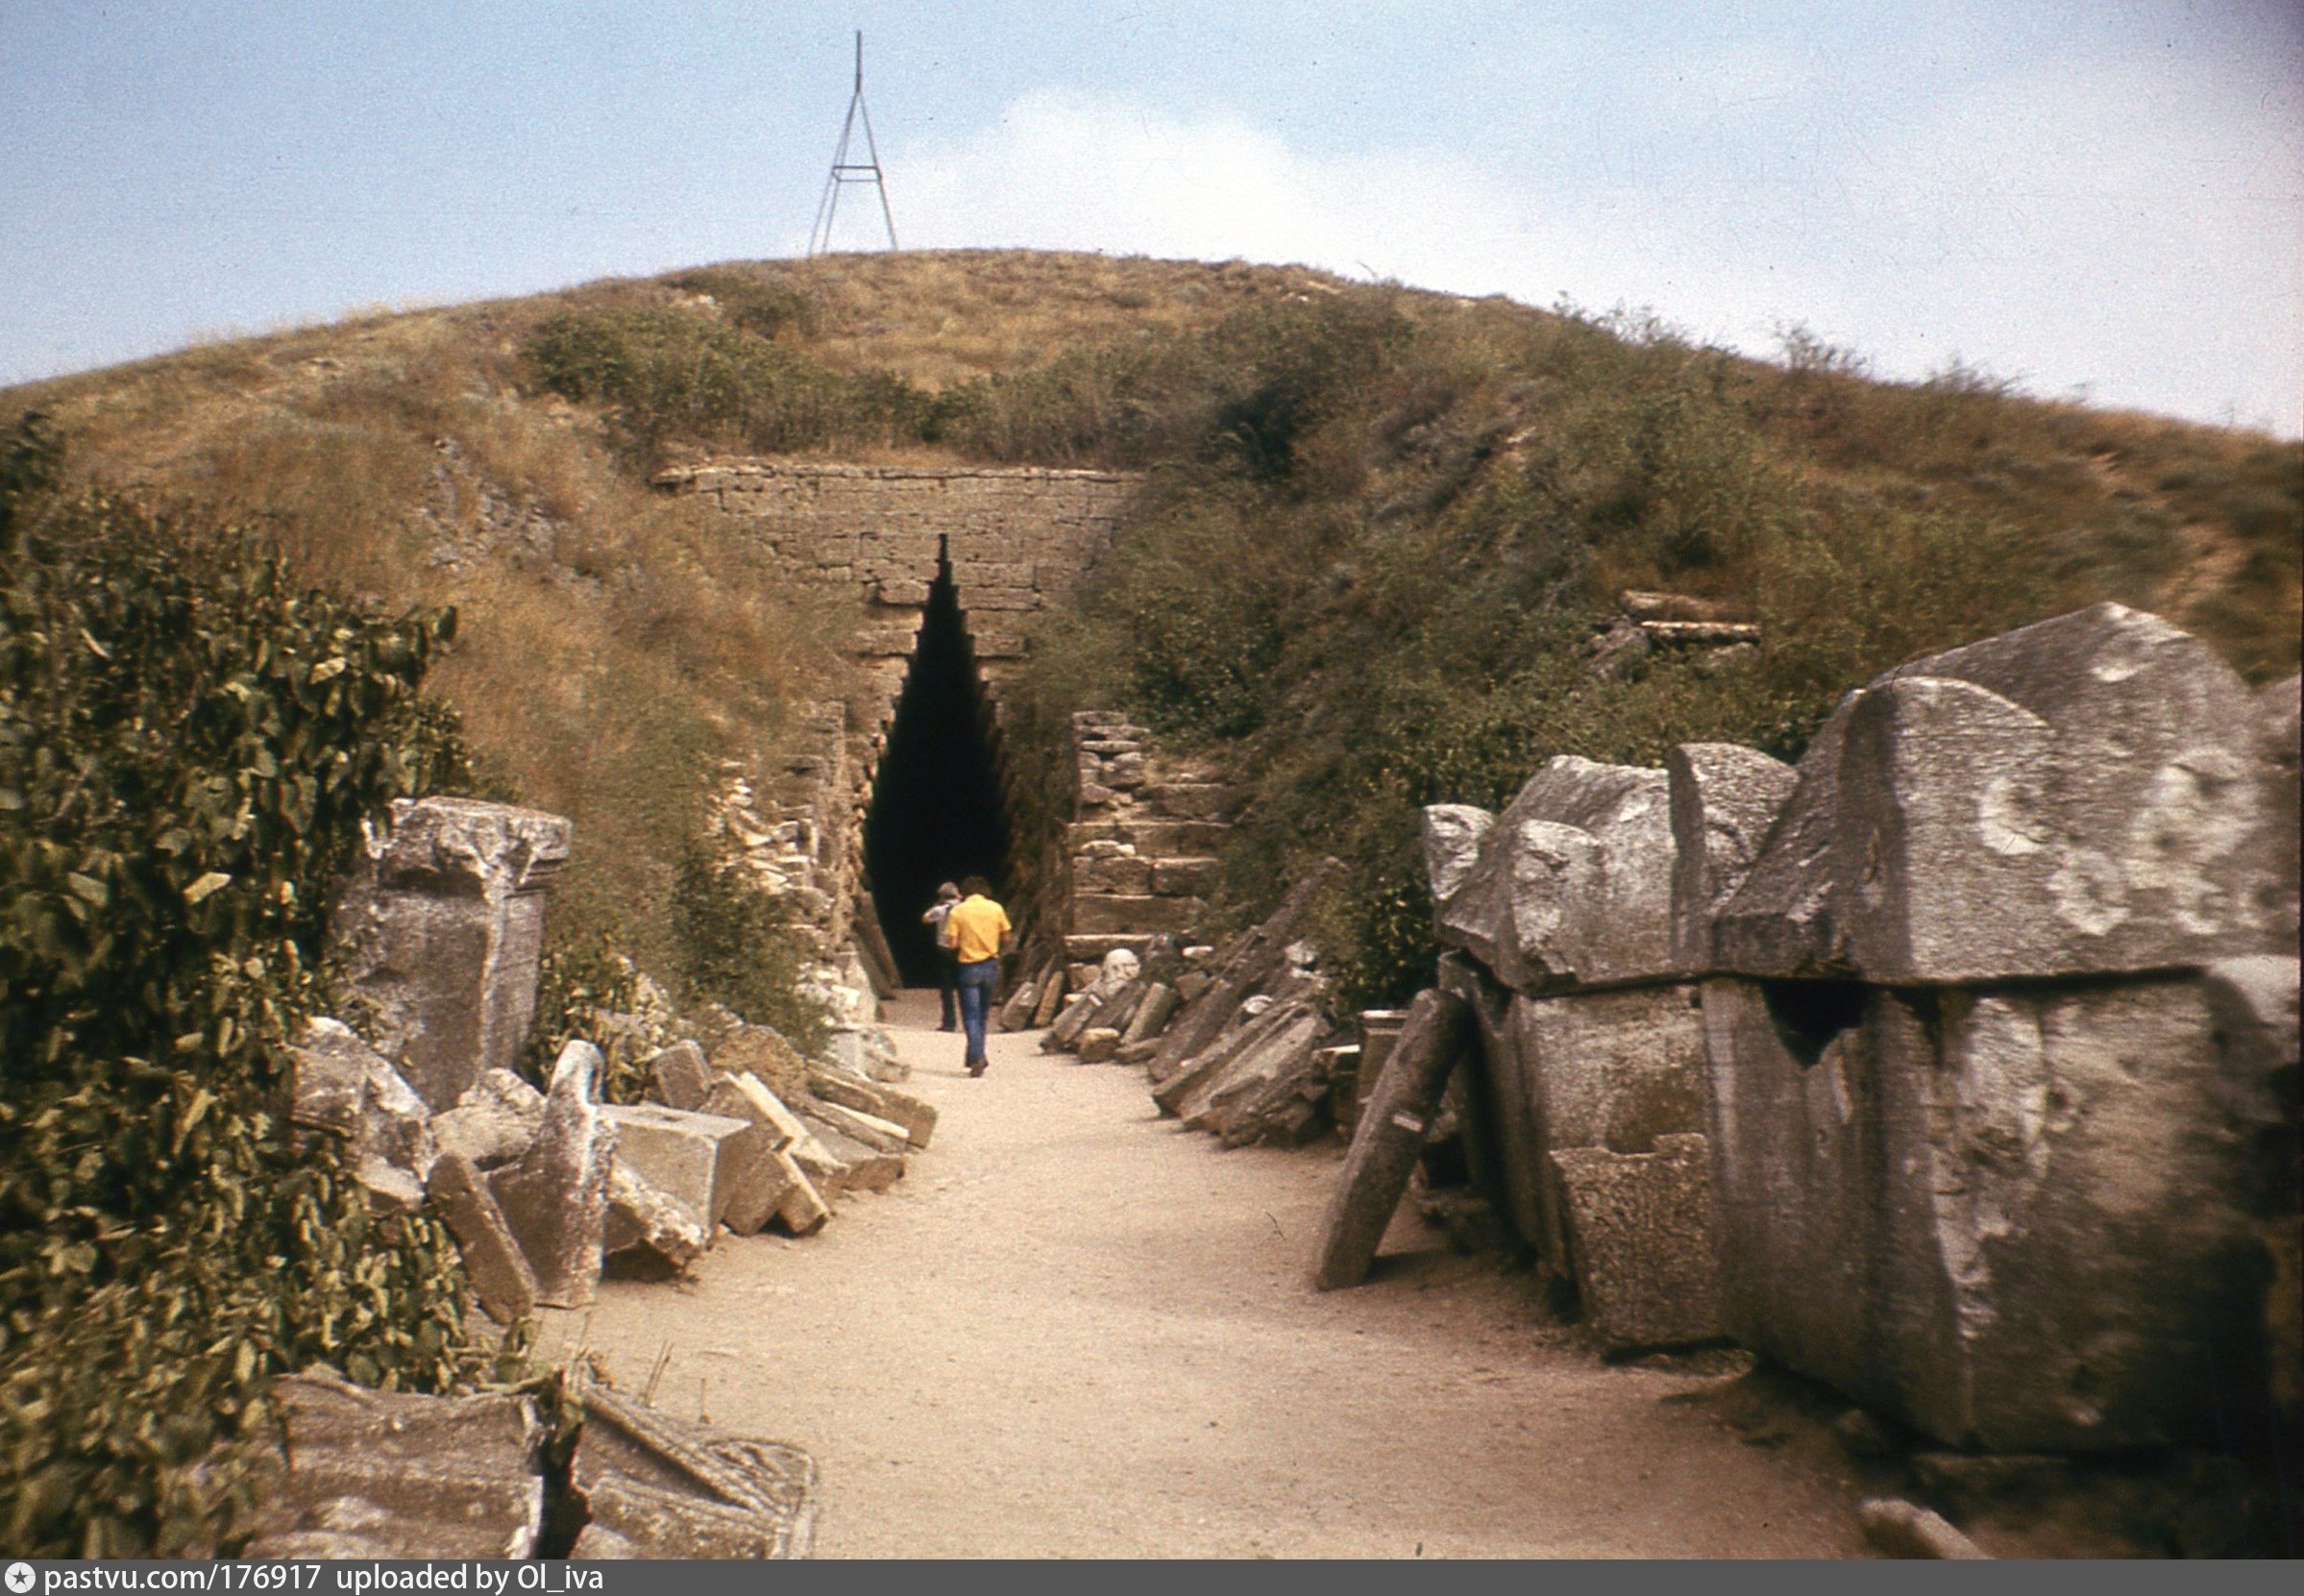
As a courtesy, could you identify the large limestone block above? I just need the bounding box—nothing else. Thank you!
[489,1041,615,1309]
[330,797,572,1111]
[1666,744,1798,972]
[1716,604,2282,983]
[243,1374,545,1559]
[1434,756,1679,991]
[602,1103,756,1232]
[289,1018,436,1208]
[646,1042,714,1112]
[602,1163,711,1268]
[1703,974,2264,1450]
[1551,1133,1724,1349]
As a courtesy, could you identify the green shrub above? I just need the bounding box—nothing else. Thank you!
[0,439,489,1555]
[668,844,830,1058]
[524,307,928,463]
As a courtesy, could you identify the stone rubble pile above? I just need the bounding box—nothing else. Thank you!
[1370,602,2297,1454]
[267,793,964,1554]
[241,1369,817,1559]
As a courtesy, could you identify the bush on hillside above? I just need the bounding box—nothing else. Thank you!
[0,421,496,1556]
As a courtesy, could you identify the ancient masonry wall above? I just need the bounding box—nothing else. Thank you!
[656,460,1140,964]
[1417,602,2300,1452]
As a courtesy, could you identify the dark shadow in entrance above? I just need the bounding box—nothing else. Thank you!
[864,544,1012,985]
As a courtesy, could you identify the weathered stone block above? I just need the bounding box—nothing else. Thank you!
[646,1041,713,1113]
[244,1374,544,1559]
[603,1163,710,1268]
[1551,1133,1722,1349]
[602,1103,756,1231]
[1666,744,1798,972]
[430,1068,546,1170]
[328,798,570,1112]
[1420,804,1493,925]
[1076,1026,1123,1062]
[1716,604,2284,983]
[1140,781,1232,820]
[571,1379,817,1559]
[1073,853,1153,894]
[1436,756,1679,991]
[290,1018,437,1198]
[1703,974,2264,1450]
[489,1042,614,1309]
[427,1150,538,1325]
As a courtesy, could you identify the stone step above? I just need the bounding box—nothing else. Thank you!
[1069,892,1201,936]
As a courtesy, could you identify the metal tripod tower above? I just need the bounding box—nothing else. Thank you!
[807,31,898,257]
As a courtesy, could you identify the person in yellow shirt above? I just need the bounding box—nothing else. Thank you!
[941,874,1013,1075]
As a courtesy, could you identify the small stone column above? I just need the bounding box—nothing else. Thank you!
[330,797,573,1112]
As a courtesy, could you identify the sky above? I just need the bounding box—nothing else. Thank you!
[2,2,2298,433]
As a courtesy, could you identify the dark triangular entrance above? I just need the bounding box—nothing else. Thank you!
[863,544,1012,984]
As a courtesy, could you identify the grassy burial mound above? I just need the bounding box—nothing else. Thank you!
[9,247,2297,1010]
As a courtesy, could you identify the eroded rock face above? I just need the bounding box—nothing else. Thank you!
[330,798,571,1111]
[1435,757,1678,991]
[488,1041,614,1309]
[1703,974,2263,1451]
[1666,744,1798,972]
[1716,604,2282,983]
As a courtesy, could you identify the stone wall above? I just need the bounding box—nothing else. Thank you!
[656,459,1141,975]
[1424,602,2301,1451]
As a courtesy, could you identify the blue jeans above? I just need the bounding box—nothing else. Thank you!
[956,959,1000,1065]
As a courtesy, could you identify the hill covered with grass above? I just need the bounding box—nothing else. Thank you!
[8,249,2297,1006]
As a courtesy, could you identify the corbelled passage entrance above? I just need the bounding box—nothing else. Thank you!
[864,547,1012,984]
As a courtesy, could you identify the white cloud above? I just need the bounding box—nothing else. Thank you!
[882,86,2301,434]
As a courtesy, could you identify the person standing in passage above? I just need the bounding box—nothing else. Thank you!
[921,881,962,1032]
[943,874,1013,1076]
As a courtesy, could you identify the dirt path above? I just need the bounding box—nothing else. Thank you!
[538,994,1866,1558]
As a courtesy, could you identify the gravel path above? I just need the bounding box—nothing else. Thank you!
[538,994,1864,1558]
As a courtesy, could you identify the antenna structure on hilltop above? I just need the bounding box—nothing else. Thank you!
[807,31,898,257]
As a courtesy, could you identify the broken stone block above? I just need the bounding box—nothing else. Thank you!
[703,1072,804,1153]
[1076,1026,1123,1063]
[801,1095,910,1156]
[772,1153,830,1236]
[1435,756,1679,991]
[1710,693,1862,979]
[1507,984,1710,1266]
[806,1068,937,1149]
[1030,966,1069,1028]
[646,1041,714,1113]
[601,1103,756,1232]
[1420,803,1494,926]
[1666,743,1798,972]
[1703,973,2264,1450]
[426,1150,538,1325]
[289,1018,437,1207]
[603,1162,711,1269]
[795,1116,903,1195]
[1550,1133,1722,1349]
[242,1373,545,1559]
[429,1068,546,1170]
[572,1379,817,1559]
[489,1041,615,1309]
[1120,982,1179,1047]
[327,797,572,1112]
[1179,1007,1329,1138]
[1717,604,2284,983]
